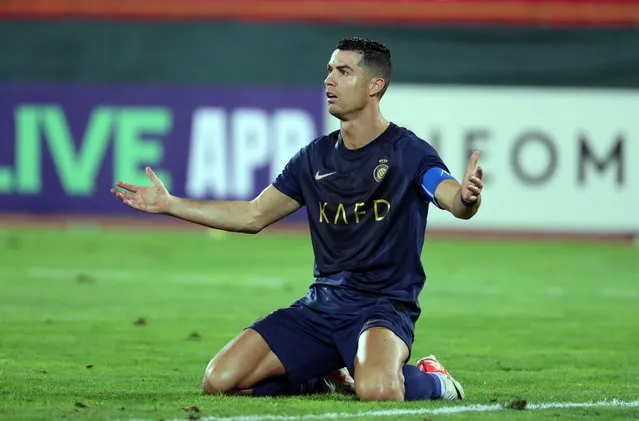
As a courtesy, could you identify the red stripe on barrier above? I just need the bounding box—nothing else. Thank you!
[1,0,639,26]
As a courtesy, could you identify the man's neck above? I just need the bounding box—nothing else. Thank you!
[340,112,390,150]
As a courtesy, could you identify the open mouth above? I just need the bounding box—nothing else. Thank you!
[326,92,338,103]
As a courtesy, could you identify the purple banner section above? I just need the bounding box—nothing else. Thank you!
[0,83,325,221]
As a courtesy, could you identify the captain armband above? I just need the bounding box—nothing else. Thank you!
[420,167,456,208]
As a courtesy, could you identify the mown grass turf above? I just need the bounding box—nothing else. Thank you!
[0,227,637,420]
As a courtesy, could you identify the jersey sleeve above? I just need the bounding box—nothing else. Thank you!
[272,147,306,205]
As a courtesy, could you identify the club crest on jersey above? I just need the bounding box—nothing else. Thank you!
[373,159,389,183]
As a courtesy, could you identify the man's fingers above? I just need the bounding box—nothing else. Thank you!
[110,187,148,212]
[474,165,483,180]
[110,187,123,198]
[111,188,135,202]
[115,181,140,193]
[146,167,162,186]
[466,184,481,195]
[467,151,479,172]
[469,176,483,189]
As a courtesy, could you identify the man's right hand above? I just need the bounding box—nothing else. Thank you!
[111,167,171,214]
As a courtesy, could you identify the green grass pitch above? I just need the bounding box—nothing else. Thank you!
[0,226,638,421]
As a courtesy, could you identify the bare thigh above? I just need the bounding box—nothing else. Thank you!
[202,328,285,394]
[354,326,409,401]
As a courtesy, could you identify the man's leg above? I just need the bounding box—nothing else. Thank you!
[203,305,344,397]
[202,328,285,395]
[351,326,464,401]
[352,326,409,401]
[353,326,463,401]
[333,297,464,402]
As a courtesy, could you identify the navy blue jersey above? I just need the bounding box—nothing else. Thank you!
[272,123,450,318]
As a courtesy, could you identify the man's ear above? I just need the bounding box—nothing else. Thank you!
[369,77,385,97]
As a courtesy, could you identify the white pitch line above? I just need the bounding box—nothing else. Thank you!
[123,399,639,421]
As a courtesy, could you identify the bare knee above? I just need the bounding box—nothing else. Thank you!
[356,374,405,401]
[201,328,285,395]
[202,360,237,395]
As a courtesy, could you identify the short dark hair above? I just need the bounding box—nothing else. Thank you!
[336,37,392,97]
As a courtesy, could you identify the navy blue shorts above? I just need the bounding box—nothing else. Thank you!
[248,285,416,385]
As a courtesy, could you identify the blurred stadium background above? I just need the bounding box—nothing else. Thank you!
[0,0,637,239]
[0,1,638,420]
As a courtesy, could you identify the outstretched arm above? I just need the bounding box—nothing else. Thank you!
[434,151,483,220]
[111,167,301,234]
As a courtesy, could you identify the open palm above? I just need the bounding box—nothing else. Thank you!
[111,167,171,214]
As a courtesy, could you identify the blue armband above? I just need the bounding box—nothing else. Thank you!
[421,167,456,208]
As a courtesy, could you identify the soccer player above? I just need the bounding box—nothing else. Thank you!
[111,37,483,402]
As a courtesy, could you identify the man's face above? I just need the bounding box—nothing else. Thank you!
[324,49,374,120]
